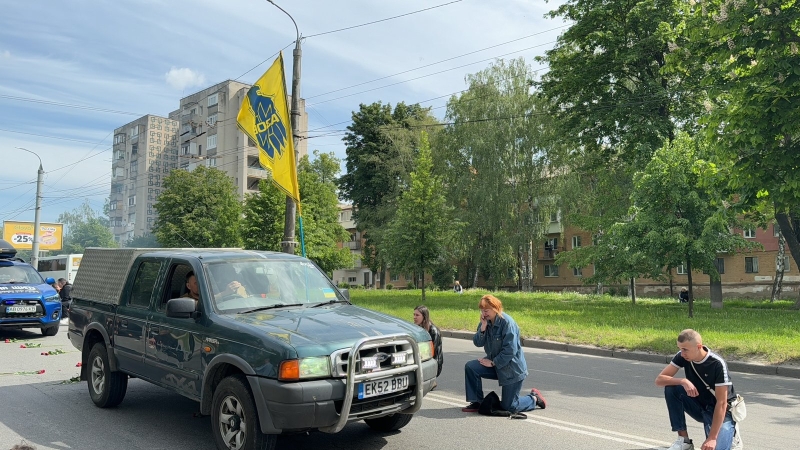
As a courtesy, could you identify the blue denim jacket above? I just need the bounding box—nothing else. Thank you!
[472,312,528,386]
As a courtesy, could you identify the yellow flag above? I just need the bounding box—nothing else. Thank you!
[237,53,300,203]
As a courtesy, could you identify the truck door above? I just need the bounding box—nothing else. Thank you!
[114,258,163,377]
[145,261,204,399]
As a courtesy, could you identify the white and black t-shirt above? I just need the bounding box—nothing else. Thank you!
[670,346,736,408]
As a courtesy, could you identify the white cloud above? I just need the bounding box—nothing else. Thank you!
[164,67,206,90]
[2,50,10,58]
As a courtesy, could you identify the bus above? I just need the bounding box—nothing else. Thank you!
[37,254,83,284]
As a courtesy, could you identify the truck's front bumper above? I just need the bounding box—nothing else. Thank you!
[249,357,438,434]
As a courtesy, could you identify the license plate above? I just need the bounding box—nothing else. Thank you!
[358,375,409,399]
[7,305,36,313]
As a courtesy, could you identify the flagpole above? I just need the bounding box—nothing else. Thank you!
[267,0,305,256]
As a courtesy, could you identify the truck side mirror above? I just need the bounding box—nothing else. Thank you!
[339,288,350,301]
[166,297,199,319]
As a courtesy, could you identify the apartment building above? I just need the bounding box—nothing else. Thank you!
[332,204,374,287]
[110,115,179,244]
[111,80,308,242]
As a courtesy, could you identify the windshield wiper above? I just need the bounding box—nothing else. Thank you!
[238,303,304,314]
[310,299,351,308]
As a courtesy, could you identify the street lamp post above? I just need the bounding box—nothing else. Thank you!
[16,147,44,268]
[267,0,302,255]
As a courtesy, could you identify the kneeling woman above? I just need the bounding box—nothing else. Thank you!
[462,294,547,414]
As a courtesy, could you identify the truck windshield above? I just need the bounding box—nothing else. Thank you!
[205,259,345,313]
[0,264,45,284]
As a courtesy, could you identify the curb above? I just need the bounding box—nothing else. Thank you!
[441,330,800,379]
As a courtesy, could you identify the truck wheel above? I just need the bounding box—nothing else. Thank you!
[41,325,59,336]
[211,375,276,450]
[87,343,128,408]
[364,413,413,432]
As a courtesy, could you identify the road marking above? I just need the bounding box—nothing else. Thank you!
[425,392,670,449]
[530,368,618,384]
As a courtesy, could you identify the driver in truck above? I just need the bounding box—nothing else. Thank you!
[209,264,249,299]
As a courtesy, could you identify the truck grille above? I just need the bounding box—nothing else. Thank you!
[330,341,414,377]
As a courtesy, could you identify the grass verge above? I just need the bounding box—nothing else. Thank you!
[349,289,800,365]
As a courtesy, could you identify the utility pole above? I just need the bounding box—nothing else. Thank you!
[16,148,43,267]
[268,0,302,255]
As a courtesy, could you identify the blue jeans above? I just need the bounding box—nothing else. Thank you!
[665,385,736,450]
[464,359,536,413]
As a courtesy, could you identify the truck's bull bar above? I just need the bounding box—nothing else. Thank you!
[318,333,424,433]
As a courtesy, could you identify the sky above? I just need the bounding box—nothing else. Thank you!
[0,0,567,226]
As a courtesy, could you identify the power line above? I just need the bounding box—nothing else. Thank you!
[305,0,464,38]
[0,94,144,116]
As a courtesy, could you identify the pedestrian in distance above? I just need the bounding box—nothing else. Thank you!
[57,278,72,322]
[679,287,689,303]
[453,280,463,294]
[413,305,443,377]
[462,294,547,415]
[655,329,743,450]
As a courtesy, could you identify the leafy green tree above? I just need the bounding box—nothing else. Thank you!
[297,151,353,275]
[152,166,242,248]
[125,233,160,248]
[58,200,117,253]
[667,0,800,307]
[384,133,454,301]
[338,102,438,287]
[242,180,285,252]
[437,59,553,289]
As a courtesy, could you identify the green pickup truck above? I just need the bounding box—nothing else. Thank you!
[68,248,437,450]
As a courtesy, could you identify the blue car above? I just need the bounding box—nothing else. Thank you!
[0,239,61,336]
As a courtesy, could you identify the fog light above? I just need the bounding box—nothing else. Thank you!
[51,310,60,320]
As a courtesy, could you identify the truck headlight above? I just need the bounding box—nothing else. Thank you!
[418,341,433,361]
[278,356,330,381]
[44,294,61,303]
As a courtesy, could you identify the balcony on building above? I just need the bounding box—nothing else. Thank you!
[539,245,565,261]
[346,240,361,251]
[247,166,269,179]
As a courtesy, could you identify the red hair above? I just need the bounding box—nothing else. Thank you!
[478,294,503,313]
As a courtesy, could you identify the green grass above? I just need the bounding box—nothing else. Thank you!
[350,289,800,365]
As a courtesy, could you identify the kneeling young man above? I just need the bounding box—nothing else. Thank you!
[655,329,742,450]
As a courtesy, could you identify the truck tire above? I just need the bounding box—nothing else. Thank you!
[87,343,128,408]
[364,413,414,432]
[211,375,276,450]
[41,325,59,336]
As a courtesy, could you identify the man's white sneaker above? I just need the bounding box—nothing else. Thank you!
[668,437,694,450]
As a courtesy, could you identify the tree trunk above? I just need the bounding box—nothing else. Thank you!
[379,268,386,289]
[668,267,674,297]
[774,212,800,309]
[472,267,479,289]
[421,270,426,302]
[596,282,603,295]
[686,255,694,318]
[629,277,636,305]
[709,279,723,308]
[771,231,786,302]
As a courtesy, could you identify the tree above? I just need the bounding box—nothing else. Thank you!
[338,102,438,287]
[152,166,242,248]
[297,151,353,276]
[242,180,285,252]
[58,200,117,253]
[618,134,756,315]
[437,59,553,289]
[668,0,800,307]
[125,233,160,248]
[384,133,454,301]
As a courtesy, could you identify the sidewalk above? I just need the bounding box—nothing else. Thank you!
[442,330,800,379]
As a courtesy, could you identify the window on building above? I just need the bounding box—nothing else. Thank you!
[207,157,217,167]
[131,143,138,155]
[550,211,559,223]
[745,257,759,273]
[544,265,559,277]
[208,93,218,107]
[130,126,139,137]
[777,256,790,272]
[207,134,217,150]
[715,258,725,275]
[391,273,399,282]
[207,114,217,127]
[774,224,781,237]
[128,195,136,206]
[572,235,581,249]
[573,267,583,277]
[743,228,756,238]
[676,263,687,275]
[110,202,117,211]
[347,277,357,283]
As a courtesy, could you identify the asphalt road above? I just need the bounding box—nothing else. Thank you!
[1,325,798,450]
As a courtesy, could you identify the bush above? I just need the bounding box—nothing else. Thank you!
[407,281,416,290]
[385,284,394,290]
[425,282,438,291]
[337,282,350,289]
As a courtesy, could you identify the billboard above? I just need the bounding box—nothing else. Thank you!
[2,221,64,251]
